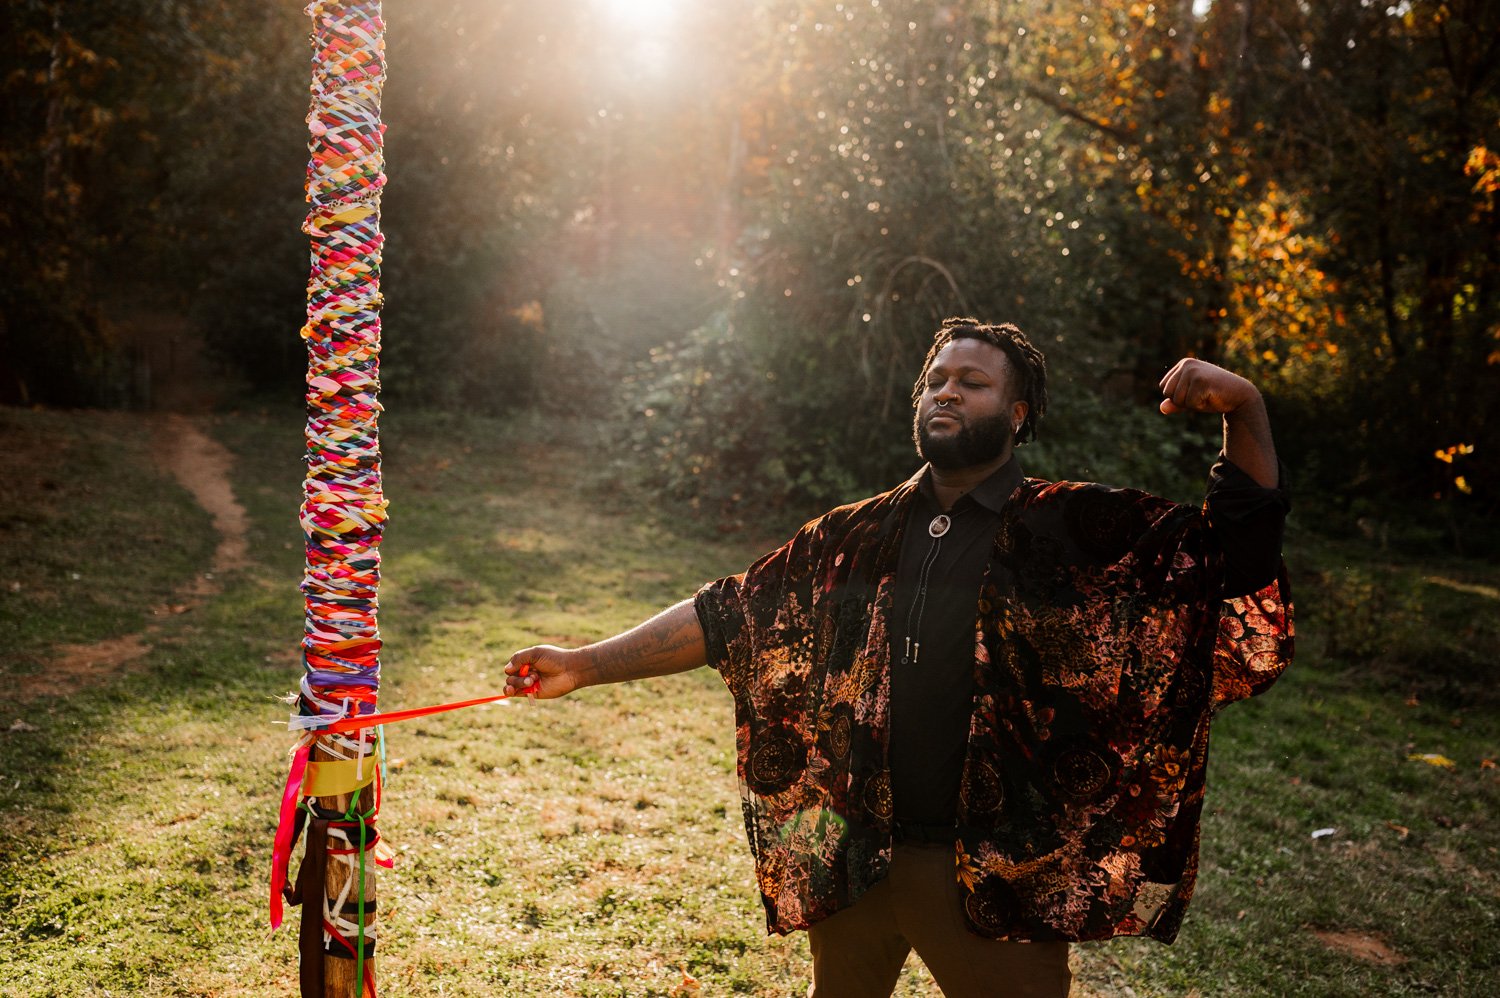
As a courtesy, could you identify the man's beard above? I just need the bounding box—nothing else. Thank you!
[913,411,1012,471]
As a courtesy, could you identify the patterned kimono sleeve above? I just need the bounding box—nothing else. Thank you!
[1211,568,1294,711]
[1202,456,1294,710]
[693,520,822,700]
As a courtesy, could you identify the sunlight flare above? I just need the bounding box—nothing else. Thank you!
[599,0,678,33]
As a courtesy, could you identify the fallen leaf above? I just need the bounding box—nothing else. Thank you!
[1408,753,1457,769]
[1385,821,1410,840]
[8,719,39,732]
[1311,827,1337,839]
[1288,776,1302,786]
[1481,758,1495,770]
[671,962,701,997]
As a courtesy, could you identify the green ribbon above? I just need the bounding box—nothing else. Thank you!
[341,781,375,994]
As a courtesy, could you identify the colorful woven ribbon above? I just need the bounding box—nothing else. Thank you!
[273,2,388,993]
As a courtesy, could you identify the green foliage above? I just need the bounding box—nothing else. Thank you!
[1021,372,1222,504]
[607,0,1225,512]
[1203,0,1500,512]
[613,300,1220,520]
[613,311,876,522]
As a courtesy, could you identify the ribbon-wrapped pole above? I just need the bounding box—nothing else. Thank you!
[285,3,389,996]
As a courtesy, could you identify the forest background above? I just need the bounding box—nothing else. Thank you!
[3,0,1497,540]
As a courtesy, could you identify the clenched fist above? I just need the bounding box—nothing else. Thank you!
[1158,358,1261,416]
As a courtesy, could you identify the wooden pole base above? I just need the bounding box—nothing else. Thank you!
[313,741,378,998]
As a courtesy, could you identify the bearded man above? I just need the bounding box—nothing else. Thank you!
[504,317,1292,998]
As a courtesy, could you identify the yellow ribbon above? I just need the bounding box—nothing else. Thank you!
[302,757,379,797]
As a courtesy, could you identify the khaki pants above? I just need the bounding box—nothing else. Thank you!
[807,844,1072,998]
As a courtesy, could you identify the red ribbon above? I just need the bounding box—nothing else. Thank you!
[270,739,314,929]
[318,690,523,734]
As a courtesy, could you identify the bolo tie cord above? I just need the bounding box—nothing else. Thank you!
[903,532,942,665]
[903,506,969,666]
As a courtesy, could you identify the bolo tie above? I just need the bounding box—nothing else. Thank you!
[901,501,969,666]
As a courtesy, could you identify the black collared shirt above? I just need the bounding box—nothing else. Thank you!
[887,455,1288,826]
[889,457,1023,828]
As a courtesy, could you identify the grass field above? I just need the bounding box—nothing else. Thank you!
[0,404,1496,996]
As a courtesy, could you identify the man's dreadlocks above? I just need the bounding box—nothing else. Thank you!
[911,317,1049,445]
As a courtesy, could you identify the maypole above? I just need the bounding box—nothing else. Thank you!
[271,3,389,997]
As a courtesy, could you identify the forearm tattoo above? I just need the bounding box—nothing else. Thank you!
[586,599,706,686]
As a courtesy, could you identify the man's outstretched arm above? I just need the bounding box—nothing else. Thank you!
[502,598,707,699]
[1159,358,1279,488]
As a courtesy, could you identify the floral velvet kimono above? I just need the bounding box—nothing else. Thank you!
[695,471,1292,943]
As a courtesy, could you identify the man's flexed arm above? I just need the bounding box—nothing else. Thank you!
[503,598,707,699]
[1159,358,1279,488]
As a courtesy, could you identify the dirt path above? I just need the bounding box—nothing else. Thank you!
[154,414,250,581]
[19,415,252,698]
